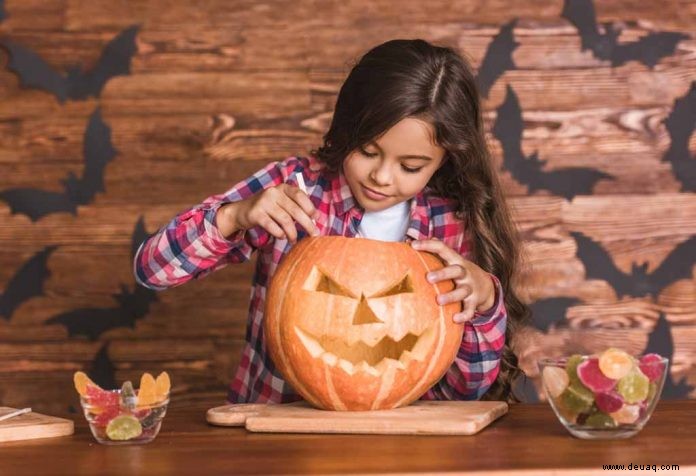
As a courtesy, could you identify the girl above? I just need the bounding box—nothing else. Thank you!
[134,39,530,404]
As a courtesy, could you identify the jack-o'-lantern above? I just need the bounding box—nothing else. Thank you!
[265,236,463,411]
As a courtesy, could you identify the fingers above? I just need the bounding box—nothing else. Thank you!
[410,238,461,265]
[283,185,319,237]
[426,264,468,284]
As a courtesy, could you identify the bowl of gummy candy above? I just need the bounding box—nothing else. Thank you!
[74,370,171,445]
[538,349,667,439]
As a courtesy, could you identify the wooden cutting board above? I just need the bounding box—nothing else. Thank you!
[0,407,74,443]
[207,400,508,435]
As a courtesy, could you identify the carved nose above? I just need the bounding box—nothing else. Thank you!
[352,294,383,325]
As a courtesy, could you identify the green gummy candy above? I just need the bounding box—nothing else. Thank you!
[618,370,649,404]
[565,354,584,384]
[585,412,617,429]
[560,382,594,413]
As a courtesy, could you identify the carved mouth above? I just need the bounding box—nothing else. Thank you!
[295,325,436,376]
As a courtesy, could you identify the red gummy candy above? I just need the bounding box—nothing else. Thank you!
[577,358,617,393]
[93,405,120,428]
[638,353,664,382]
[85,384,119,408]
[595,391,624,413]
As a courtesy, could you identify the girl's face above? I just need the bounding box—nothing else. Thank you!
[343,117,446,212]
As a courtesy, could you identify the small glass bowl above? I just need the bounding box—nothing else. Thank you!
[80,390,169,445]
[538,354,668,439]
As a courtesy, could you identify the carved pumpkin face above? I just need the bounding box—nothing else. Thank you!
[265,236,462,411]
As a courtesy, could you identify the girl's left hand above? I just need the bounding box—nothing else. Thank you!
[411,238,495,324]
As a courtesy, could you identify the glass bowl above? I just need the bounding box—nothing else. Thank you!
[80,390,169,445]
[538,352,668,439]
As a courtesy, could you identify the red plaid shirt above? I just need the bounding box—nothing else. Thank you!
[134,155,507,403]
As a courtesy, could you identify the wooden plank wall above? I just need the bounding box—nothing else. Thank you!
[0,0,694,414]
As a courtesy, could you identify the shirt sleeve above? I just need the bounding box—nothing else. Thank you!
[421,274,507,400]
[133,157,303,290]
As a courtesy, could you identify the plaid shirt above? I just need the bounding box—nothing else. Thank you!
[134,155,507,403]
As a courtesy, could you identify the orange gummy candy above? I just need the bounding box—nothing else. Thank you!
[73,371,99,396]
[155,371,171,399]
[137,372,158,406]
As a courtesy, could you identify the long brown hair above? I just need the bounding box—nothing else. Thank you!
[309,39,530,403]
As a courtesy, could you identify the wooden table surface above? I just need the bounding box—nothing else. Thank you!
[0,398,694,475]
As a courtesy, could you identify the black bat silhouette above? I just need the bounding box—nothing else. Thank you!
[90,342,117,390]
[492,85,613,199]
[0,246,58,320]
[45,216,159,340]
[643,313,694,399]
[0,107,116,222]
[571,231,696,298]
[663,81,696,192]
[0,25,139,103]
[529,297,584,332]
[476,18,519,99]
[561,0,688,68]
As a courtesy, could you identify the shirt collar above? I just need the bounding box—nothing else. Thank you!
[330,169,432,241]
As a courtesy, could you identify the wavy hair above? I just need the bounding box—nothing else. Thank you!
[309,39,531,403]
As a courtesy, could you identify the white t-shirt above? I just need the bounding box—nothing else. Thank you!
[356,199,411,242]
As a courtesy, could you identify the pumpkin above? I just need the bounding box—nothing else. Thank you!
[264,236,463,411]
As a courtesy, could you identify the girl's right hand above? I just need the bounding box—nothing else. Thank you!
[232,184,320,243]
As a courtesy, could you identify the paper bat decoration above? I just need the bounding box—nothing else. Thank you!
[492,85,613,199]
[561,0,688,68]
[0,246,58,320]
[0,107,116,222]
[571,231,696,298]
[45,216,158,340]
[0,25,139,103]
[529,297,584,332]
[662,81,696,192]
[476,18,519,99]
[643,313,694,399]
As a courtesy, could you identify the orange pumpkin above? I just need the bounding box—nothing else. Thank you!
[264,236,463,411]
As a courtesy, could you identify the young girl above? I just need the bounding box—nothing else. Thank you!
[134,39,530,404]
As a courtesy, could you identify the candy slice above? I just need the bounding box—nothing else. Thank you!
[155,371,171,399]
[598,348,634,380]
[565,354,584,384]
[610,404,641,424]
[560,383,594,413]
[93,405,120,428]
[73,371,99,396]
[106,415,143,441]
[595,391,624,413]
[638,353,665,382]
[85,385,119,408]
[542,366,569,398]
[585,412,617,429]
[577,358,617,393]
[120,380,137,410]
[617,369,650,404]
[137,373,158,406]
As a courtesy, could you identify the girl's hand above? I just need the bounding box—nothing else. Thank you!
[410,238,495,324]
[221,184,320,243]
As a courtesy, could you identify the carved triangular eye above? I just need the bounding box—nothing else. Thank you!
[316,272,356,298]
[371,274,414,298]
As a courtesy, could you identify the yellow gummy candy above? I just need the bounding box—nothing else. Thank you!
[155,371,171,399]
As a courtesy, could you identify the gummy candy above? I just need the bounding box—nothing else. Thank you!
[595,391,624,413]
[598,348,634,380]
[610,404,641,424]
[93,405,120,428]
[577,358,616,393]
[542,366,569,398]
[156,371,171,398]
[73,371,98,396]
[565,354,584,385]
[617,369,650,404]
[106,415,143,441]
[137,373,158,406]
[85,385,119,408]
[638,353,665,382]
[141,406,167,429]
[585,412,617,429]
[560,383,594,413]
[120,380,137,411]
